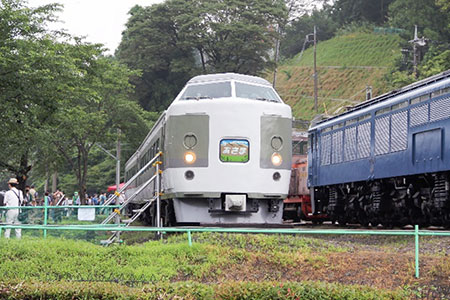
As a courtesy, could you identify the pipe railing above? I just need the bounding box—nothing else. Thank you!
[0,222,449,279]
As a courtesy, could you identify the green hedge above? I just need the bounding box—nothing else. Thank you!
[0,280,408,300]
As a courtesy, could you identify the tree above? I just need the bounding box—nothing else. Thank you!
[0,0,67,191]
[280,8,337,59]
[176,0,287,74]
[331,0,394,26]
[116,4,198,112]
[117,0,288,112]
[39,44,147,203]
[388,0,450,43]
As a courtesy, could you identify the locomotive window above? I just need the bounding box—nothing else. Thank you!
[391,101,408,111]
[180,82,232,100]
[293,140,307,155]
[358,114,371,121]
[235,82,281,102]
[375,106,391,116]
[411,93,430,104]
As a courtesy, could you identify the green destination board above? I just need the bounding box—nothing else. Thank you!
[220,139,249,163]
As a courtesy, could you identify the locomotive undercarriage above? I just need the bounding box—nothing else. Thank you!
[317,172,450,227]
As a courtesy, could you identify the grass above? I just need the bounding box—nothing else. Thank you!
[270,31,403,121]
[0,233,448,299]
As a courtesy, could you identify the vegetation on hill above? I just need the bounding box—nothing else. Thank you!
[273,31,402,121]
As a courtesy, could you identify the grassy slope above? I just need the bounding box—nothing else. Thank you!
[271,32,402,121]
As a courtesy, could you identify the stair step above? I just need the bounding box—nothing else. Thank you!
[100,239,113,245]
[132,209,143,213]
[121,219,133,224]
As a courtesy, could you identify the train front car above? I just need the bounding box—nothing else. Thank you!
[308,71,450,227]
[163,73,292,225]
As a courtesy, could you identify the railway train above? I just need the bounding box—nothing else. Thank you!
[308,70,450,227]
[283,131,328,223]
[124,73,292,226]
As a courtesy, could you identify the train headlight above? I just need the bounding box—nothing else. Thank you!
[184,151,196,164]
[271,153,282,166]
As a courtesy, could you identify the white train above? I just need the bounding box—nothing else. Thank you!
[124,73,292,225]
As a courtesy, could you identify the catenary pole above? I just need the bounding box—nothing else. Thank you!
[313,25,318,113]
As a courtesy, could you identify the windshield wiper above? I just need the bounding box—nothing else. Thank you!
[182,96,212,100]
[257,97,279,103]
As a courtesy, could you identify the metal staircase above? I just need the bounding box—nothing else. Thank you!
[100,152,163,246]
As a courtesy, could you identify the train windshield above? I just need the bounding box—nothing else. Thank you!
[235,82,281,102]
[180,82,232,100]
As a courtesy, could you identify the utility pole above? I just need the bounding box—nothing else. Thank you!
[115,128,121,195]
[272,25,281,88]
[313,25,318,113]
[115,128,121,237]
[409,25,427,78]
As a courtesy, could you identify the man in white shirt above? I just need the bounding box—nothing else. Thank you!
[4,178,23,239]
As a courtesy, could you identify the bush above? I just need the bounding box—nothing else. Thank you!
[0,280,408,300]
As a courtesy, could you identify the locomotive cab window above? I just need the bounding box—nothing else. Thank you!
[180,82,232,100]
[235,82,281,102]
[293,140,307,155]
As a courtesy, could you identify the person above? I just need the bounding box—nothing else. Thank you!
[29,185,37,202]
[4,178,23,239]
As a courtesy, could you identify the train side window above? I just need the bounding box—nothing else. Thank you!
[332,123,344,130]
[432,87,450,97]
[345,118,357,126]
[155,139,160,152]
[411,93,430,104]
[358,114,371,122]
[375,106,390,116]
[391,100,408,111]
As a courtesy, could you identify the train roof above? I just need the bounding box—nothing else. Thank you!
[313,70,450,128]
[187,73,272,86]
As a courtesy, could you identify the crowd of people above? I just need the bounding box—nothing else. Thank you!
[22,187,113,207]
[2,178,124,239]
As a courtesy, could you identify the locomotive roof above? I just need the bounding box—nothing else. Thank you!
[311,69,450,129]
[187,73,272,86]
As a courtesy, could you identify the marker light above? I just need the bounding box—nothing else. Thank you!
[184,151,196,164]
[271,153,282,166]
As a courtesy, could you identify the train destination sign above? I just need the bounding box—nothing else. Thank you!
[220,139,249,163]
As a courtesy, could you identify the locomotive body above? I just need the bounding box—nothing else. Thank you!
[308,71,450,226]
[125,73,292,225]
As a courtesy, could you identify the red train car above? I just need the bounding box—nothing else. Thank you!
[283,130,327,223]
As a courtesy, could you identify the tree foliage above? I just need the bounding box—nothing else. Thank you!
[0,0,66,190]
[117,0,287,112]
[0,0,151,198]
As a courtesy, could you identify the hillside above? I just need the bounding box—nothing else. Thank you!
[272,32,402,121]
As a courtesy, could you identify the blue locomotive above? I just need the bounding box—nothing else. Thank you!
[308,71,450,227]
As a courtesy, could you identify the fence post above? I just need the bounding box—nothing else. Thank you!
[188,230,192,247]
[44,200,48,238]
[415,224,419,278]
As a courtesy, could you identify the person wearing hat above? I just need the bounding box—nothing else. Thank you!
[4,178,23,239]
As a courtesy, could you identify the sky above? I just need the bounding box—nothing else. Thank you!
[27,0,164,54]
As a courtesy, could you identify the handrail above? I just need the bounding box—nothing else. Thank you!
[101,173,158,225]
[102,151,162,207]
